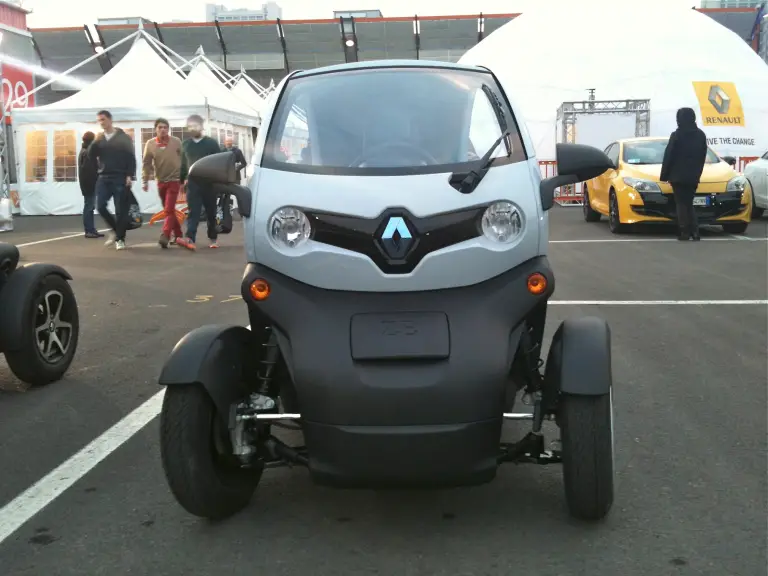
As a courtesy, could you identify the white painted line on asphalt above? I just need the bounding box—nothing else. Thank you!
[0,389,165,544]
[0,324,252,545]
[550,300,768,305]
[16,228,112,248]
[549,237,767,243]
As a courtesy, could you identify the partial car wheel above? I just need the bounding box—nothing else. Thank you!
[749,183,764,219]
[4,273,79,386]
[608,191,628,234]
[160,384,263,520]
[582,184,601,222]
[722,222,749,234]
[560,392,615,521]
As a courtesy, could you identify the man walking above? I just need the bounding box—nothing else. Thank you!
[660,107,708,241]
[223,135,247,183]
[78,131,103,239]
[177,115,222,251]
[142,118,183,249]
[88,109,136,250]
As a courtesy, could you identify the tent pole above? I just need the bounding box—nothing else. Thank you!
[6,30,141,109]
[141,32,197,76]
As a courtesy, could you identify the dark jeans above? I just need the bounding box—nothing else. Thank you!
[83,194,97,234]
[96,175,130,241]
[672,183,699,237]
[185,179,217,244]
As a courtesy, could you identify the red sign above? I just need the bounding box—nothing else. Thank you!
[1,62,34,124]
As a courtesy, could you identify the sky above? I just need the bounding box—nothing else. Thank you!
[21,0,701,28]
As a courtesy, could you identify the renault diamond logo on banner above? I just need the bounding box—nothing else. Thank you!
[692,81,745,127]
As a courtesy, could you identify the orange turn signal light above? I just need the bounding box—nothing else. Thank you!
[249,279,271,301]
[527,273,547,296]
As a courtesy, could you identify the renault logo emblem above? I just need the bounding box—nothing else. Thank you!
[379,216,413,260]
[708,84,730,115]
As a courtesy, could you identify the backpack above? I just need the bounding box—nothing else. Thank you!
[126,188,143,230]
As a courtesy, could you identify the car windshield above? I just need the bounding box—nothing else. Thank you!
[261,66,527,175]
[622,140,720,165]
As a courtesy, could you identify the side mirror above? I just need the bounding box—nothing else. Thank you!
[188,151,253,218]
[539,143,615,211]
[188,151,237,184]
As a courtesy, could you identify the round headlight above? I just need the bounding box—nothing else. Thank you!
[268,207,311,248]
[481,201,523,243]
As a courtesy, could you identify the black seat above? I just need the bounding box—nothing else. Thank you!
[0,242,20,275]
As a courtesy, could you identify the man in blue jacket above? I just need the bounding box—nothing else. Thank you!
[88,109,137,251]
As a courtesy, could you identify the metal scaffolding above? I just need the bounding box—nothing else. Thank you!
[554,98,651,206]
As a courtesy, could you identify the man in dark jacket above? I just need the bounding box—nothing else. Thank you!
[88,109,137,251]
[78,131,104,239]
[660,107,708,241]
[177,115,222,251]
[223,136,247,182]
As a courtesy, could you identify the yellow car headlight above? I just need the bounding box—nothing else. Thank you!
[623,177,661,193]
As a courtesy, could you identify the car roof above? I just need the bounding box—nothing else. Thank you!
[291,59,492,79]
[615,137,669,145]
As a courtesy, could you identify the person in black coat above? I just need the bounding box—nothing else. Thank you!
[660,107,709,241]
[78,131,104,238]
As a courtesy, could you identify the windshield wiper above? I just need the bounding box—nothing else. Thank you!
[449,131,510,194]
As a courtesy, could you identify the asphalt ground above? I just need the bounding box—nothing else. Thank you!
[0,209,766,576]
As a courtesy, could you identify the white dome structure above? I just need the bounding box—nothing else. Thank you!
[460,1,768,160]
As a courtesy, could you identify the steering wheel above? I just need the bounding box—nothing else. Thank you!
[349,142,439,168]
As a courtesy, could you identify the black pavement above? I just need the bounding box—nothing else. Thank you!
[0,208,765,576]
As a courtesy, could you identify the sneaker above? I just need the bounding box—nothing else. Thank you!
[209,240,219,249]
[85,231,105,239]
[104,232,116,247]
[158,234,170,249]
[176,237,196,251]
[116,240,126,251]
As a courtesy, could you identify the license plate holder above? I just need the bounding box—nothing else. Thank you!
[692,195,709,207]
[350,312,449,360]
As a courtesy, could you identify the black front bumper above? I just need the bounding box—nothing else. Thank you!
[241,257,554,488]
[632,191,747,223]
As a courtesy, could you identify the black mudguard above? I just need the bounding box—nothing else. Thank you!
[0,263,73,353]
[158,324,257,421]
[542,316,612,407]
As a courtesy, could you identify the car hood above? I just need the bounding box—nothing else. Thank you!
[623,162,737,183]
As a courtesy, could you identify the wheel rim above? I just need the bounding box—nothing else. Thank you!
[609,195,618,229]
[35,289,74,364]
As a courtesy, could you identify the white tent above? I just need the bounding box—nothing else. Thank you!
[185,60,261,120]
[11,34,259,216]
[460,0,768,160]
[231,76,266,116]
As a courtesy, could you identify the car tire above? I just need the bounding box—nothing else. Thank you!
[749,184,764,219]
[608,191,628,234]
[160,384,262,520]
[4,273,79,387]
[582,185,601,222]
[560,392,615,522]
[722,222,748,234]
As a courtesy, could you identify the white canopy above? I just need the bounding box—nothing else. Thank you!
[185,60,261,122]
[13,35,260,127]
[231,76,266,115]
[460,0,768,159]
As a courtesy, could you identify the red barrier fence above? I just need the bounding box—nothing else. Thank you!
[538,156,760,207]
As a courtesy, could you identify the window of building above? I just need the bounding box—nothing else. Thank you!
[53,130,78,182]
[141,128,155,153]
[210,127,220,144]
[25,130,48,183]
[172,127,193,142]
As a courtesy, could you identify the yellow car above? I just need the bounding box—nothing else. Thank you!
[582,137,753,234]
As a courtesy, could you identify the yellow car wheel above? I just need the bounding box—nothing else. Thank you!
[583,184,602,222]
[608,191,628,234]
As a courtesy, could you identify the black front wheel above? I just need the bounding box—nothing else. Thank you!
[582,185,602,222]
[160,384,262,520]
[560,392,615,521]
[4,274,79,386]
[722,222,749,234]
[608,192,628,234]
